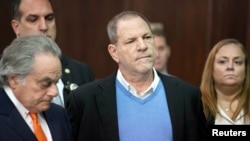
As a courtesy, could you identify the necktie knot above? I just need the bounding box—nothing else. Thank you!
[29,112,38,121]
[29,112,47,141]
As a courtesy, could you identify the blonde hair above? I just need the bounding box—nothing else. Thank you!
[200,38,250,122]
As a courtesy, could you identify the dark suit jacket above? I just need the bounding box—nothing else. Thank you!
[66,71,208,141]
[0,88,72,141]
[60,55,94,103]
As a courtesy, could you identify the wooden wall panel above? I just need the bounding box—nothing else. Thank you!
[52,0,124,78]
[0,0,249,86]
[208,0,249,47]
[51,0,210,85]
[0,1,15,50]
[137,0,209,85]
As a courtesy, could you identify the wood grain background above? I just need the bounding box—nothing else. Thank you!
[1,0,249,86]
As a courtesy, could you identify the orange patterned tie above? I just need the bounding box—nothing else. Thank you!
[29,112,47,141]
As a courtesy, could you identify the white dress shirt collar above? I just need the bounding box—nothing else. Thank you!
[116,68,160,99]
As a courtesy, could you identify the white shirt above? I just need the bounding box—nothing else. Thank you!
[116,68,160,99]
[51,79,64,107]
[3,86,53,141]
[215,105,250,125]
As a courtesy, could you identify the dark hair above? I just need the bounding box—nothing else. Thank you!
[11,0,21,20]
[151,28,169,46]
[11,0,52,20]
[151,28,167,39]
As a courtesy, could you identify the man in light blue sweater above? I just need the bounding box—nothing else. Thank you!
[66,11,208,141]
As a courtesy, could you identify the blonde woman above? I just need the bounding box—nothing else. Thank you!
[200,38,250,125]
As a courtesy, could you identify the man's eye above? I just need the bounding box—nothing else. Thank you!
[126,40,134,44]
[46,15,54,21]
[27,17,37,22]
[158,47,164,51]
[145,35,152,40]
[41,82,51,88]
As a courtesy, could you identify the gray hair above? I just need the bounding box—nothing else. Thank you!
[0,35,61,86]
[107,11,152,44]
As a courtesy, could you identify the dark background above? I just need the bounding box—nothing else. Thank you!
[1,0,249,86]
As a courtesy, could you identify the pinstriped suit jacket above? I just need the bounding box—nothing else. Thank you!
[0,88,72,141]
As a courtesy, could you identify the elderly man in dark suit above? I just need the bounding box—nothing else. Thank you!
[0,35,71,140]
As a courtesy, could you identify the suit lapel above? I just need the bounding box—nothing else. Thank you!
[159,74,185,139]
[60,55,71,84]
[7,110,36,140]
[94,72,185,140]
[95,73,120,140]
[43,107,60,141]
[60,55,75,104]
[0,88,36,140]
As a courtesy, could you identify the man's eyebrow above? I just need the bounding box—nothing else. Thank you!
[26,14,38,17]
[45,13,55,17]
[26,13,54,18]
[37,77,53,83]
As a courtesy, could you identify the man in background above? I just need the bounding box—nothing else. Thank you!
[151,22,171,75]
[10,0,94,107]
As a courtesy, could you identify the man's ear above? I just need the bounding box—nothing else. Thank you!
[108,44,119,63]
[11,19,20,37]
[8,75,19,89]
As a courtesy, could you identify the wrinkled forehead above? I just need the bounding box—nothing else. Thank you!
[116,16,151,38]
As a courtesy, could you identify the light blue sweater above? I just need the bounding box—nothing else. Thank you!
[116,79,173,141]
